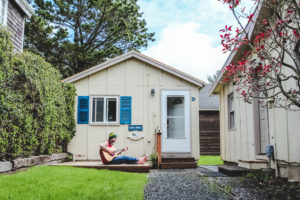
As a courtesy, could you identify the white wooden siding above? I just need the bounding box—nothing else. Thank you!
[68,58,200,160]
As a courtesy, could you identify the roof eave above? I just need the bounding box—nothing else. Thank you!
[14,0,35,18]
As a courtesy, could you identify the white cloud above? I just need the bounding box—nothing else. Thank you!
[142,22,228,82]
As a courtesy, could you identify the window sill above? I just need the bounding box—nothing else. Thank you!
[89,123,120,126]
[256,154,268,161]
[228,128,236,132]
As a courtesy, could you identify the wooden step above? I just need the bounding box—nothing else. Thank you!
[161,162,197,169]
[160,154,196,169]
[161,157,195,163]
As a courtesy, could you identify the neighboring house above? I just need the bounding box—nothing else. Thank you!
[0,0,34,52]
[199,84,220,155]
[210,4,300,181]
[63,50,205,162]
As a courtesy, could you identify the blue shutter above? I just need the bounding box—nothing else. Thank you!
[120,96,131,124]
[77,96,89,124]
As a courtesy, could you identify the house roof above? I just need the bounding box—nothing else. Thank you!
[62,50,206,87]
[13,0,35,18]
[199,84,219,110]
[209,1,263,95]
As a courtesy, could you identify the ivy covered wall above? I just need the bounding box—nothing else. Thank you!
[0,28,76,160]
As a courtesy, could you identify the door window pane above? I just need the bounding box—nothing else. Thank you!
[167,97,185,138]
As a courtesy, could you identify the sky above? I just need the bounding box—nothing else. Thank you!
[137,0,239,83]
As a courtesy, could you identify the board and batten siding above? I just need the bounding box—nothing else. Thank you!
[219,80,300,180]
[7,0,25,52]
[68,58,200,160]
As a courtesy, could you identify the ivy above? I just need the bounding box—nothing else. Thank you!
[0,27,76,160]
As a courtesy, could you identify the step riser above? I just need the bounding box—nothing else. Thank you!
[161,159,195,163]
[161,164,196,169]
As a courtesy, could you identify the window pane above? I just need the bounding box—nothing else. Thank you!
[92,98,104,122]
[92,98,96,122]
[167,97,184,117]
[96,98,104,122]
[230,112,235,129]
[107,98,117,122]
[167,118,185,138]
[0,0,3,23]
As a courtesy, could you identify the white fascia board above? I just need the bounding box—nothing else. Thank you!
[14,0,35,18]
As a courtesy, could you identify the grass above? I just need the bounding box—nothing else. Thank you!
[0,166,147,200]
[198,155,224,165]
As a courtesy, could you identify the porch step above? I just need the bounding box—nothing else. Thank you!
[218,165,250,176]
[161,162,196,169]
[160,154,197,169]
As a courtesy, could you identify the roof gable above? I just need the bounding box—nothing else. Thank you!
[62,50,205,87]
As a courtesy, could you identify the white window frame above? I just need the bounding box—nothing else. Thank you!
[89,96,119,125]
[228,93,235,130]
[0,0,8,26]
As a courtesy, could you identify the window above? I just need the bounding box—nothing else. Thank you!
[228,93,235,130]
[90,96,118,124]
[0,0,6,25]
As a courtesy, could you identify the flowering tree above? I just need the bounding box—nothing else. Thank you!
[219,0,300,109]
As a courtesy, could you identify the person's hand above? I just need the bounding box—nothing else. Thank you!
[108,150,114,155]
[122,147,128,152]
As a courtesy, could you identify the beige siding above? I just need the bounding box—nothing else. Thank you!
[218,77,300,180]
[68,58,200,160]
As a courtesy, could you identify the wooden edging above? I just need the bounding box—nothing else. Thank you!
[0,153,69,173]
[194,171,240,200]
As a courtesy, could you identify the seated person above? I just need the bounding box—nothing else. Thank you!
[99,132,147,164]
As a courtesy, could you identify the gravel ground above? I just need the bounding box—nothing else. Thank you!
[144,168,232,200]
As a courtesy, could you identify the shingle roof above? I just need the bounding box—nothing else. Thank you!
[199,84,219,110]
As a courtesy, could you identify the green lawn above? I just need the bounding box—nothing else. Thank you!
[0,166,147,200]
[198,155,224,165]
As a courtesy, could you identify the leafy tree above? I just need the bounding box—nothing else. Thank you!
[207,70,221,83]
[219,0,300,109]
[25,0,155,77]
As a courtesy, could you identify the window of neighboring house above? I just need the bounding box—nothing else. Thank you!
[295,39,300,87]
[90,96,118,124]
[228,93,235,130]
[0,0,6,25]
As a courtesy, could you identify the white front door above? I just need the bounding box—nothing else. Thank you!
[161,90,191,152]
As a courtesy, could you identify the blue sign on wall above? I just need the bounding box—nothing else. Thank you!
[128,125,143,131]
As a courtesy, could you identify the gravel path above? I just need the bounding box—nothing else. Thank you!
[144,168,232,200]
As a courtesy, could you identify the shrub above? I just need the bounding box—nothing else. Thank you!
[150,153,158,168]
[0,27,76,160]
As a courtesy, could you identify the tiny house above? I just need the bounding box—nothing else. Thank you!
[63,51,205,162]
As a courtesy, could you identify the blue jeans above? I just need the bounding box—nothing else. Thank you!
[109,156,138,164]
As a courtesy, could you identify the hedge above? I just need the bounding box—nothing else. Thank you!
[0,27,76,160]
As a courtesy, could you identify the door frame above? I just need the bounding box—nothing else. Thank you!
[253,98,270,155]
[160,89,192,153]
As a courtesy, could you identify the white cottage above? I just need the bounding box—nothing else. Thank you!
[210,3,300,181]
[63,51,205,163]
